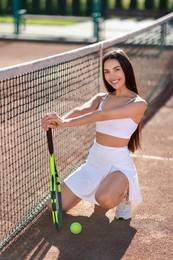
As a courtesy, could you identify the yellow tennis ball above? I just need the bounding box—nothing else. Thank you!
[70,222,82,234]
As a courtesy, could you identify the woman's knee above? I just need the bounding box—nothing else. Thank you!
[95,192,118,209]
[46,183,81,212]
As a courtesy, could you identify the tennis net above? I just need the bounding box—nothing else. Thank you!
[0,12,173,249]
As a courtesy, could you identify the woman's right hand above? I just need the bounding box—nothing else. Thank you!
[41,112,64,131]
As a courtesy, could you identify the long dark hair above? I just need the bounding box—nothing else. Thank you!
[102,48,141,153]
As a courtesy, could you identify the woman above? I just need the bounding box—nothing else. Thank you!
[41,48,147,220]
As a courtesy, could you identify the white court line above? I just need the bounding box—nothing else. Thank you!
[132,154,173,161]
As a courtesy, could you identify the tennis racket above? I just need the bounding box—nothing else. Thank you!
[46,128,62,230]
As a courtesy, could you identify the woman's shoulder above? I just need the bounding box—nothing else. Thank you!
[90,93,108,109]
[97,92,107,98]
[126,95,147,116]
[127,95,147,105]
[86,93,107,109]
[134,95,147,104]
[93,92,107,101]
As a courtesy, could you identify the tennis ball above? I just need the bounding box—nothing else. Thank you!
[70,222,82,234]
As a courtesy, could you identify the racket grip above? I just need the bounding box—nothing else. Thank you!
[47,128,54,154]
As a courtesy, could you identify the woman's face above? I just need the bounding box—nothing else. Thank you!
[103,59,126,91]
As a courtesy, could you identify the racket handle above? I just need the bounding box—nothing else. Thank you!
[46,128,54,154]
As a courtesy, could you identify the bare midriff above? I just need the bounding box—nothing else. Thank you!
[96,132,129,147]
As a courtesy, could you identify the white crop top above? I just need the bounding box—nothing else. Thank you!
[96,95,145,139]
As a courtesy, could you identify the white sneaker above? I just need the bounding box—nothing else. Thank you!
[115,199,132,220]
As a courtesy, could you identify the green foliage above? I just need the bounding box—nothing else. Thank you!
[144,0,154,9]
[130,0,138,9]
[159,0,168,9]
[86,0,92,16]
[72,0,80,15]
[0,1,173,16]
[115,0,122,8]
[32,0,40,14]
[57,0,66,15]
[45,0,52,15]
[21,0,27,9]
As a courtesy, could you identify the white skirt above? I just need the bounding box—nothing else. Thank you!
[64,141,142,205]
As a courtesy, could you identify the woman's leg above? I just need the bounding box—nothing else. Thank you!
[47,182,81,212]
[95,171,129,209]
[61,182,81,211]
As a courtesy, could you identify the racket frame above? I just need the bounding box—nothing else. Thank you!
[47,128,62,230]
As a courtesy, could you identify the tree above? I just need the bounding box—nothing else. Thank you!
[57,0,66,15]
[130,0,138,9]
[32,0,40,14]
[72,0,80,16]
[159,0,168,10]
[115,0,122,9]
[86,0,92,16]
[45,0,52,14]
[21,0,27,9]
[7,0,12,14]
[144,0,154,9]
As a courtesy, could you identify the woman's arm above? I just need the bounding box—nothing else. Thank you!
[63,101,147,127]
[62,93,105,119]
[41,110,102,130]
[42,100,147,130]
[102,101,147,123]
[41,93,106,131]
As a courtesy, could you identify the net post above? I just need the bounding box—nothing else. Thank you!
[99,42,104,92]
[12,0,21,35]
[92,0,104,42]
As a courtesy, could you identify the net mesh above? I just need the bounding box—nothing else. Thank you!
[0,13,173,249]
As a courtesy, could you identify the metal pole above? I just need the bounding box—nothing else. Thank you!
[92,0,102,41]
[12,0,21,35]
